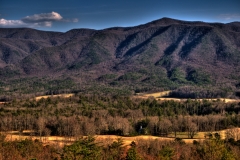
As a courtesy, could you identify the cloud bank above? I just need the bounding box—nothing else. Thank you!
[0,11,78,28]
[22,12,62,23]
[0,19,25,27]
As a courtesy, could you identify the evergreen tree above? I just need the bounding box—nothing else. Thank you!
[61,136,101,160]
[126,141,141,160]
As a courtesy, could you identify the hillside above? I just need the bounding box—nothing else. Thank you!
[0,18,240,98]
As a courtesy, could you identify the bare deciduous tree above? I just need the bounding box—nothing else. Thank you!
[37,117,45,140]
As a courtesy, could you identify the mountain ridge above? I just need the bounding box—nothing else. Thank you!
[0,17,240,97]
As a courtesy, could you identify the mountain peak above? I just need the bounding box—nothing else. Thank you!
[141,17,210,28]
[147,17,180,26]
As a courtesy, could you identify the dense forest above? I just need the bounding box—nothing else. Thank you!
[1,94,240,159]
[0,94,240,136]
[1,94,240,137]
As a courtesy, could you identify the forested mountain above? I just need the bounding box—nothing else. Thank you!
[0,18,240,97]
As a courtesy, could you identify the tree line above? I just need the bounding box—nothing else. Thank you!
[0,94,240,138]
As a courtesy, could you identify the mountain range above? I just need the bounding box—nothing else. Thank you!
[0,17,240,97]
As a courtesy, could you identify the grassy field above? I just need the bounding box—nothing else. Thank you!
[3,134,182,147]
[2,128,235,148]
[34,93,75,101]
[136,91,240,103]
[168,131,226,139]
[138,91,171,98]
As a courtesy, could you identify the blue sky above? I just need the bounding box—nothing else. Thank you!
[0,0,240,32]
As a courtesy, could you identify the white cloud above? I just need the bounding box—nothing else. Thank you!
[218,14,240,20]
[0,11,77,28]
[0,19,26,27]
[0,18,52,28]
[21,11,62,23]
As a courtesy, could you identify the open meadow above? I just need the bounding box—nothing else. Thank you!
[135,91,240,103]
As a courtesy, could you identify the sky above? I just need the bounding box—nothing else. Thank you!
[0,0,240,32]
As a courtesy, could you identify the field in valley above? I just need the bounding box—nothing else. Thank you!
[34,93,75,101]
[135,91,240,103]
[2,128,235,148]
[1,91,239,148]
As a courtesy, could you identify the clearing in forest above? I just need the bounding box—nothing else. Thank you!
[135,91,240,103]
[35,93,74,101]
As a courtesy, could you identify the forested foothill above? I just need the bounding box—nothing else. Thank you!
[1,94,240,159]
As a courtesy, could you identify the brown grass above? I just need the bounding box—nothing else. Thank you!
[135,91,240,103]
[3,128,238,147]
[3,134,174,147]
[137,91,171,98]
[35,93,74,101]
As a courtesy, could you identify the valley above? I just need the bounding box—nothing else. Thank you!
[0,18,240,159]
[1,92,240,159]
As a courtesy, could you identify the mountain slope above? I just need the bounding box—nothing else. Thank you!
[0,18,240,97]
